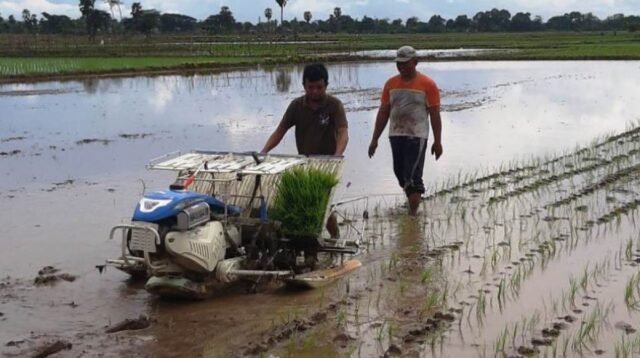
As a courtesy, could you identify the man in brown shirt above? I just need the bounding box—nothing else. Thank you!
[261,63,349,156]
[261,64,348,239]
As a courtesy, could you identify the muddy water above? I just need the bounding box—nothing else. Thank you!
[1,61,639,357]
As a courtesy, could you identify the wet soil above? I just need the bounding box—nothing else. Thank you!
[1,61,639,357]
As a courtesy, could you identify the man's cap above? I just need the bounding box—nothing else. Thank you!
[395,46,417,62]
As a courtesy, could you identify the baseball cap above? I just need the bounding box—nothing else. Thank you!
[395,46,417,62]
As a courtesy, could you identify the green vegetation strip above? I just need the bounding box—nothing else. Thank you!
[0,57,251,76]
[270,167,339,238]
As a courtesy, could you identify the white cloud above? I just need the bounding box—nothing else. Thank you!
[0,0,77,17]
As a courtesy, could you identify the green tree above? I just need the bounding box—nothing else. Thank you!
[333,7,341,32]
[103,0,123,20]
[22,9,38,33]
[511,12,533,31]
[453,15,471,32]
[625,15,640,32]
[405,16,419,32]
[275,0,287,27]
[86,9,111,37]
[132,10,159,35]
[130,2,142,18]
[203,6,237,34]
[159,13,196,32]
[79,0,94,17]
[427,15,445,32]
[40,12,75,34]
[304,11,312,24]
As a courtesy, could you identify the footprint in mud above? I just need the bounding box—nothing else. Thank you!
[615,321,637,335]
[0,136,26,143]
[531,337,553,346]
[105,315,150,333]
[553,321,569,330]
[541,328,561,338]
[118,133,153,140]
[384,343,403,357]
[561,315,577,323]
[0,150,21,156]
[33,266,76,286]
[32,340,72,358]
[75,138,112,145]
[333,333,356,348]
[517,346,539,356]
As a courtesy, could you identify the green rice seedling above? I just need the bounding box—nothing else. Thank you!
[624,272,640,309]
[441,281,450,308]
[476,289,487,325]
[511,322,519,350]
[420,290,441,319]
[494,326,509,355]
[270,167,339,238]
[569,277,578,308]
[336,308,346,328]
[376,320,387,342]
[625,237,634,262]
[497,277,506,310]
[580,265,590,293]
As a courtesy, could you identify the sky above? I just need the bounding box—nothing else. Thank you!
[0,0,638,21]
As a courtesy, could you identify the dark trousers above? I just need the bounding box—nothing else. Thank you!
[390,136,428,196]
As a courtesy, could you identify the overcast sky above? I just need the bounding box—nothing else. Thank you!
[0,0,638,21]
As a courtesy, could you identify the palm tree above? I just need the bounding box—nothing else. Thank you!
[303,11,312,24]
[104,0,123,21]
[264,7,272,22]
[275,0,287,27]
[333,7,341,19]
[264,7,272,32]
[333,7,341,32]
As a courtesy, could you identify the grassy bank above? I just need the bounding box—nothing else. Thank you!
[1,31,639,81]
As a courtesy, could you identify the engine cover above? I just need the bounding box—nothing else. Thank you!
[165,221,227,273]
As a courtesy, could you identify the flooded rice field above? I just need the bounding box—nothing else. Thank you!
[1,61,640,357]
[328,48,513,59]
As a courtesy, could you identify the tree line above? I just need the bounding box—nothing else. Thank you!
[1,1,639,36]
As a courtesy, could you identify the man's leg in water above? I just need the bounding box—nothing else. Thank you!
[326,212,339,239]
[404,137,428,216]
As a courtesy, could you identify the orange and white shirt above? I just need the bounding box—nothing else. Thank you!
[381,72,440,139]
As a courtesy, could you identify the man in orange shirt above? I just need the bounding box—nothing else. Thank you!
[368,46,443,216]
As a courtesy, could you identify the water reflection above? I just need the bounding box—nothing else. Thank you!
[274,69,292,93]
[0,61,638,198]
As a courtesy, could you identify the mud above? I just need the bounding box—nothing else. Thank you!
[75,138,113,145]
[1,61,640,357]
[32,340,72,358]
[105,315,151,333]
[0,149,21,156]
[0,136,26,143]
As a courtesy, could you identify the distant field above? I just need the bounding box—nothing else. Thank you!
[1,32,639,80]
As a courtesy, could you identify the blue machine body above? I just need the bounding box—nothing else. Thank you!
[132,189,241,222]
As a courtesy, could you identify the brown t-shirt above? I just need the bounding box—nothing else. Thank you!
[278,94,348,155]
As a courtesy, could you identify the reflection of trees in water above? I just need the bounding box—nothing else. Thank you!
[82,63,363,97]
[79,76,125,94]
[275,69,291,92]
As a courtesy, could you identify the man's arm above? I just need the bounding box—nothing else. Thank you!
[368,103,391,158]
[261,126,288,154]
[335,126,348,156]
[429,106,443,160]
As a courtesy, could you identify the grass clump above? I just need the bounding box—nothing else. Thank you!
[270,167,339,238]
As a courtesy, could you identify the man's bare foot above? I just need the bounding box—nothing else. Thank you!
[408,192,422,216]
